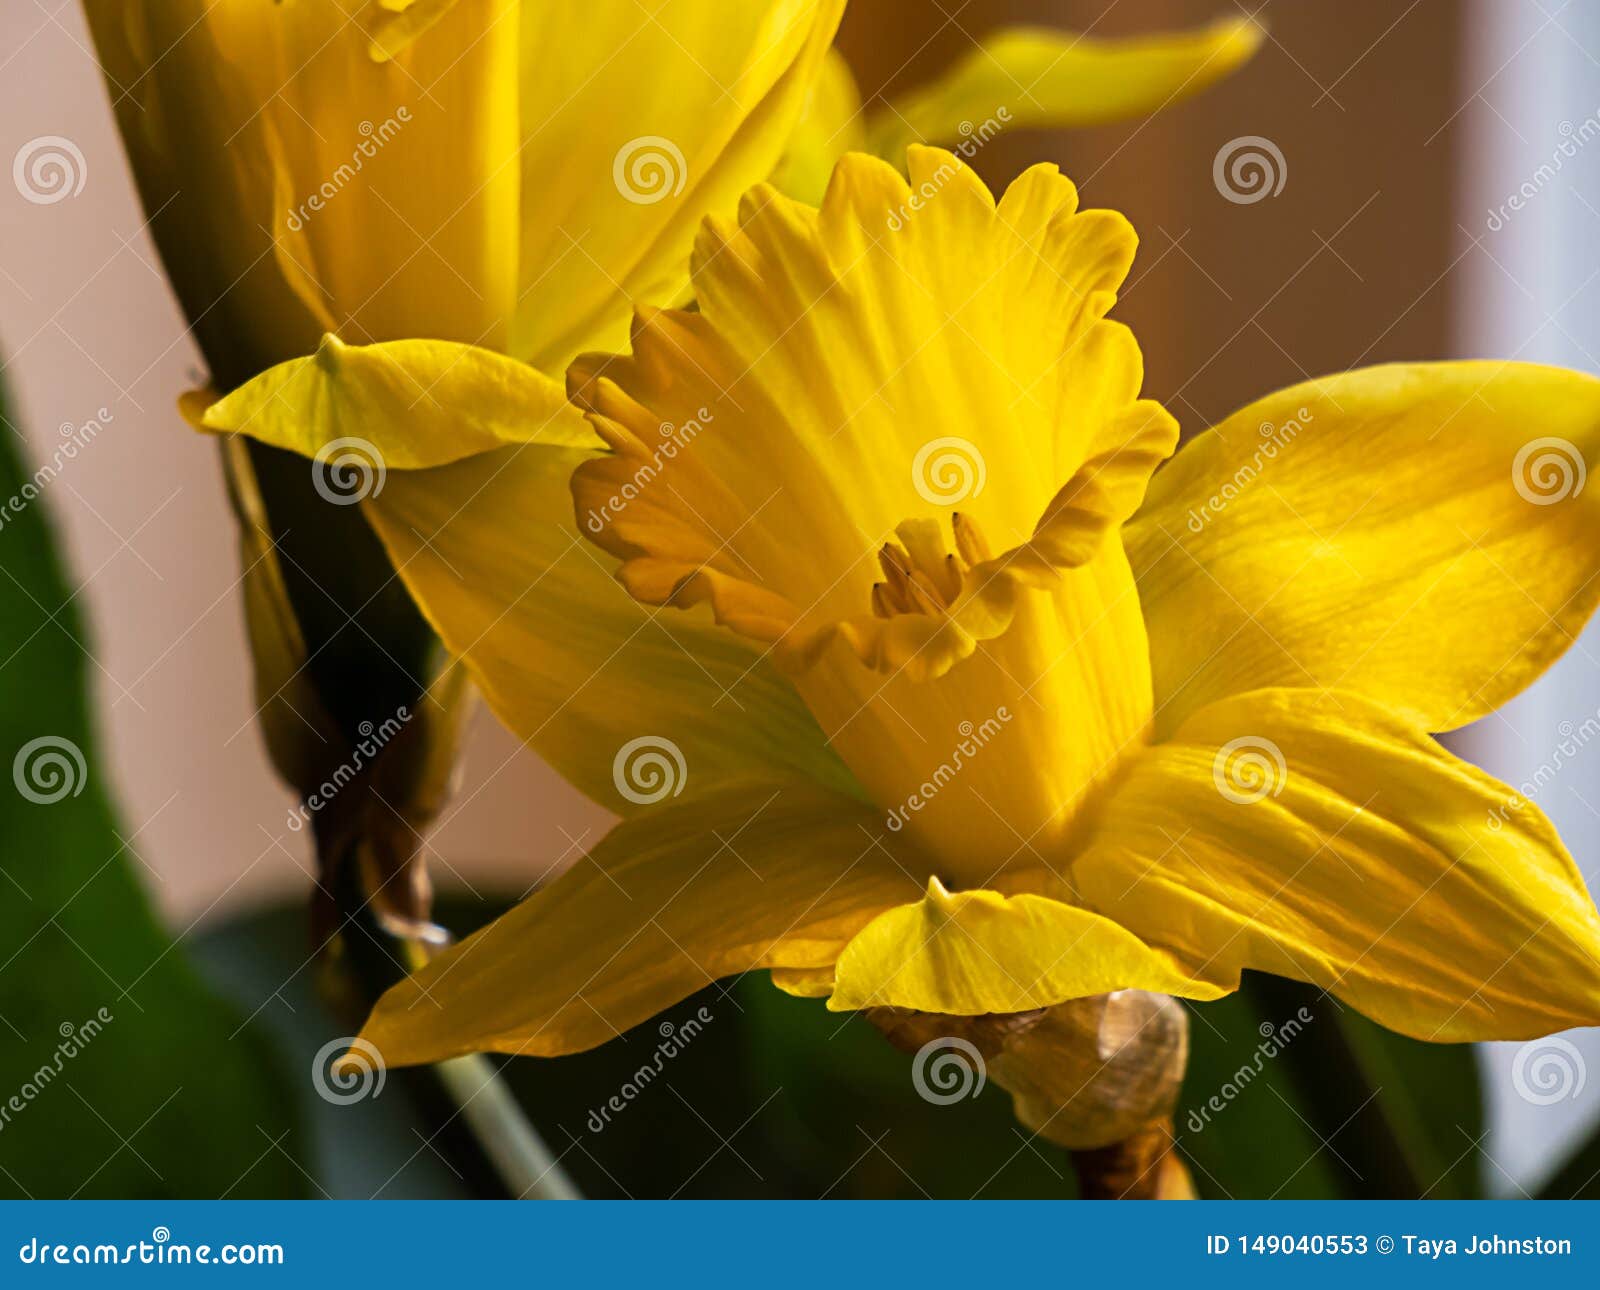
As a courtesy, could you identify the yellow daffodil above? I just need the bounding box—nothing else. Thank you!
[85,0,846,388]
[774,17,1264,205]
[84,0,846,878]
[90,3,1265,1159]
[87,1,1259,387]
[203,145,1600,1071]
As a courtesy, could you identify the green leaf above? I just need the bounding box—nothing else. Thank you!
[1330,1004,1485,1198]
[235,881,1082,1198]
[1537,1105,1600,1198]
[1179,975,1485,1199]
[0,378,305,1198]
[1178,990,1344,1198]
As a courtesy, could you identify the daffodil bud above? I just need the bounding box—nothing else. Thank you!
[84,0,516,385]
[220,436,473,941]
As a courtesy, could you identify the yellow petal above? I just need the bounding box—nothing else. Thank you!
[865,18,1264,161]
[367,449,862,812]
[512,0,845,370]
[1072,687,1600,1041]
[86,0,522,382]
[826,878,1225,1013]
[360,779,923,1063]
[769,965,836,998]
[1127,363,1600,735]
[770,48,865,207]
[199,336,590,469]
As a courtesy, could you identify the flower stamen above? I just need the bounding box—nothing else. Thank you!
[953,511,992,565]
[870,514,994,619]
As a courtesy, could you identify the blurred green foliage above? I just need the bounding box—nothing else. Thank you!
[202,892,1517,1200]
[0,377,304,1198]
[1181,977,1484,1198]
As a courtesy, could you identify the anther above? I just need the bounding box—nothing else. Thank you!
[952,512,991,566]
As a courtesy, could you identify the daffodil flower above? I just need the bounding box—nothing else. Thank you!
[83,0,847,865]
[205,146,1600,1076]
[85,0,847,389]
[774,17,1264,205]
[86,1,1259,387]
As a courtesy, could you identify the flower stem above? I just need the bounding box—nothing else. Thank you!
[432,1054,580,1199]
[325,834,581,1199]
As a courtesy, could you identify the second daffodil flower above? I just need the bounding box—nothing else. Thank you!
[204,149,1600,1129]
[84,0,847,388]
[82,0,849,937]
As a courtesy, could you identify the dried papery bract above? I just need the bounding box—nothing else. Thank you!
[870,991,1192,1199]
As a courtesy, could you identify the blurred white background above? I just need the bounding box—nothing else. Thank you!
[1457,0,1600,1194]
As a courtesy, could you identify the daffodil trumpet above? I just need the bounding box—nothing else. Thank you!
[203,141,1600,1185]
